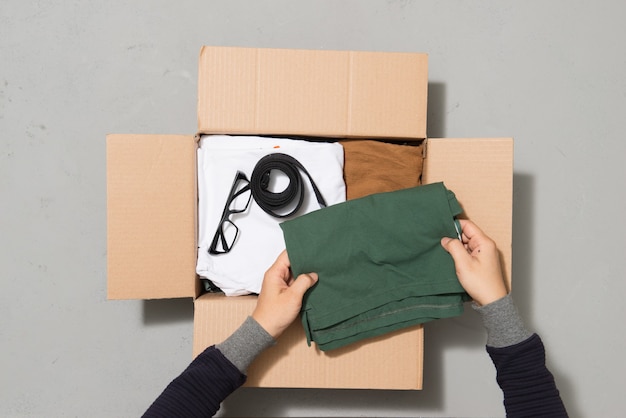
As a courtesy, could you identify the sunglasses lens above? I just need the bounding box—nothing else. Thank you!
[209,172,251,255]
[212,220,238,253]
[228,184,252,213]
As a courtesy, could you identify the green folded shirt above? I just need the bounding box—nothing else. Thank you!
[280,182,469,351]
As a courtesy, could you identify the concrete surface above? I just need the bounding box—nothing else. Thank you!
[1,1,624,417]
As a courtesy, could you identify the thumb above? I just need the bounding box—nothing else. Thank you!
[441,237,471,269]
[289,272,319,298]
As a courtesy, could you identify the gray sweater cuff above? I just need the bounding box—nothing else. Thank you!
[216,316,276,374]
[472,294,532,348]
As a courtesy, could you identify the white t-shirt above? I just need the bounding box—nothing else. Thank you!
[196,135,346,296]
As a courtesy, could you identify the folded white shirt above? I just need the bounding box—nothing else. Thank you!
[197,135,346,296]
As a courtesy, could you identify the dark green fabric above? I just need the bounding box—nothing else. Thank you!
[280,182,469,351]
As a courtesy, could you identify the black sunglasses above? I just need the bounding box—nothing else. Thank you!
[208,171,252,254]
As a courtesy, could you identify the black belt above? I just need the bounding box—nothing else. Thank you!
[250,153,327,218]
[209,153,328,255]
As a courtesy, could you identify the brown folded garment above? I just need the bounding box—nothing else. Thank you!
[339,139,424,200]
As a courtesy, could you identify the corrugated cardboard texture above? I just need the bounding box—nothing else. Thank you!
[106,134,198,300]
[197,46,428,139]
[193,293,423,389]
[423,138,514,288]
[105,47,513,390]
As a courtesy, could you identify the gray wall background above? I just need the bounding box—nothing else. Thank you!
[1,1,624,417]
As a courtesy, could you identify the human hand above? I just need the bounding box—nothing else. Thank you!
[252,250,318,339]
[440,219,508,306]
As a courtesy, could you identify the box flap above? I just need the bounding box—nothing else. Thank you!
[423,138,514,287]
[193,293,423,389]
[197,46,427,140]
[106,134,197,300]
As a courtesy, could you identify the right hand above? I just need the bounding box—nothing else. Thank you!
[440,219,508,306]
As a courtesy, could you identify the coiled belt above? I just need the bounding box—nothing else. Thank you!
[250,153,327,218]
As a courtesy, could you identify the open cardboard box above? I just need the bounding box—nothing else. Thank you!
[107,46,513,390]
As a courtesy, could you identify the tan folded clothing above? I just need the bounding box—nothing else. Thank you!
[339,139,424,200]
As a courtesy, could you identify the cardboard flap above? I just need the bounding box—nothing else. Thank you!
[423,138,514,287]
[197,46,428,140]
[193,293,423,389]
[106,134,197,300]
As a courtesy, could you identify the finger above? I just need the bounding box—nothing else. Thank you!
[266,250,292,284]
[441,237,471,269]
[289,272,319,298]
[458,219,484,240]
[458,220,492,252]
[274,249,291,269]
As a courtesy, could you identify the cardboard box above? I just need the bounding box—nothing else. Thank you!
[107,46,512,390]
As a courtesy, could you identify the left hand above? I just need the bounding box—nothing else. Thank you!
[252,250,318,339]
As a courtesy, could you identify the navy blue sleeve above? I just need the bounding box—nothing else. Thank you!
[487,334,568,417]
[142,346,246,418]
